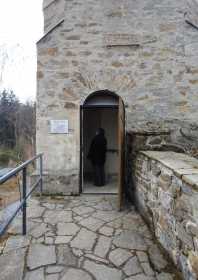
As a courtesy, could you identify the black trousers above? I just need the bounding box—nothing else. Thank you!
[93,164,105,186]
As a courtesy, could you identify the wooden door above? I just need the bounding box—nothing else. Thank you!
[80,106,83,193]
[118,97,125,210]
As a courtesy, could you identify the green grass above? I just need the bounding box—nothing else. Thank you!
[0,148,19,166]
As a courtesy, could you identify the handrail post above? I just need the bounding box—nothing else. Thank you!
[22,167,27,235]
[40,155,43,193]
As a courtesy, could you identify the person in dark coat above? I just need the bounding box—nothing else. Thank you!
[87,128,107,186]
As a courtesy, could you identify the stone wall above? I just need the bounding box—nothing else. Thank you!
[37,0,198,193]
[43,0,64,32]
[133,151,198,280]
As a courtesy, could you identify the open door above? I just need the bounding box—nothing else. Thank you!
[80,106,83,193]
[118,97,125,210]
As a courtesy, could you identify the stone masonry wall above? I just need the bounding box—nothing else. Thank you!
[133,151,198,280]
[37,0,198,193]
[43,0,64,32]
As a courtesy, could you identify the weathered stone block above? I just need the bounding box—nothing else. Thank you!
[176,223,194,250]
[188,252,198,280]
[158,172,172,190]
[158,190,174,212]
[66,35,81,40]
[174,194,193,221]
[47,48,58,56]
[37,71,44,79]
[186,221,198,236]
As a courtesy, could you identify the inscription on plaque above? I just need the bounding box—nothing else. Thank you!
[50,120,69,134]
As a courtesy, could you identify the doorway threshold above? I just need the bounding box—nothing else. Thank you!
[83,181,118,195]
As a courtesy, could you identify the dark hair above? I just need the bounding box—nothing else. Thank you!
[98,128,105,135]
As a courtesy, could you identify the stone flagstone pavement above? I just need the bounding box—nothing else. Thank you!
[0,195,180,280]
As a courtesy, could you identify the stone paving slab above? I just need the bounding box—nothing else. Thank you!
[113,230,148,251]
[24,268,44,280]
[70,228,97,250]
[27,244,56,270]
[94,235,111,258]
[109,248,132,266]
[0,195,180,280]
[61,268,92,280]
[4,236,30,253]
[84,259,122,280]
[0,248,26,280]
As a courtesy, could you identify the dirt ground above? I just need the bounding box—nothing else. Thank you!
[0,177,20,209]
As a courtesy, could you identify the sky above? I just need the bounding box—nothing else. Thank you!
[0,0,44,102]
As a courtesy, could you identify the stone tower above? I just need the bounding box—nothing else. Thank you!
[37,0,198,194]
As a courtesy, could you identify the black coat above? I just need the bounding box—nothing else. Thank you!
[88,134,107,165]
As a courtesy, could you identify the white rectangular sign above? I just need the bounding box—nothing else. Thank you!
[50,120,69,134]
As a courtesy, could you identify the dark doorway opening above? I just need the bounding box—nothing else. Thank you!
[83,107,118,194]
[80,90,125,209]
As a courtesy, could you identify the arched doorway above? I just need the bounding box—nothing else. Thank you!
[80,90,125,209]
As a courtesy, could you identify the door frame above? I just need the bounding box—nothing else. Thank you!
[79,97,126,207]
[118,97,126,210]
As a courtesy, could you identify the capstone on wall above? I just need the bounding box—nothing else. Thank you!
[37,0,198,194]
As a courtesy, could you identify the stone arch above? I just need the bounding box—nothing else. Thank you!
[80,89,127,109]
[75,68,135,105]
[83,89,119,107]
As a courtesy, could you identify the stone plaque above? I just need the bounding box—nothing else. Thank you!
[104,34,141,46]
[103,33,157,47]
[50,120,69,134]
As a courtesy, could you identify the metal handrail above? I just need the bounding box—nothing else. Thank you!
[0,153,43,236]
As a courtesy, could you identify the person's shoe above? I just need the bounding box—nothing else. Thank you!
[94,184,103,187]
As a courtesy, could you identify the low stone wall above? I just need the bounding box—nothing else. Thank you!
[133,151,198,280]
[31,171,79,195]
